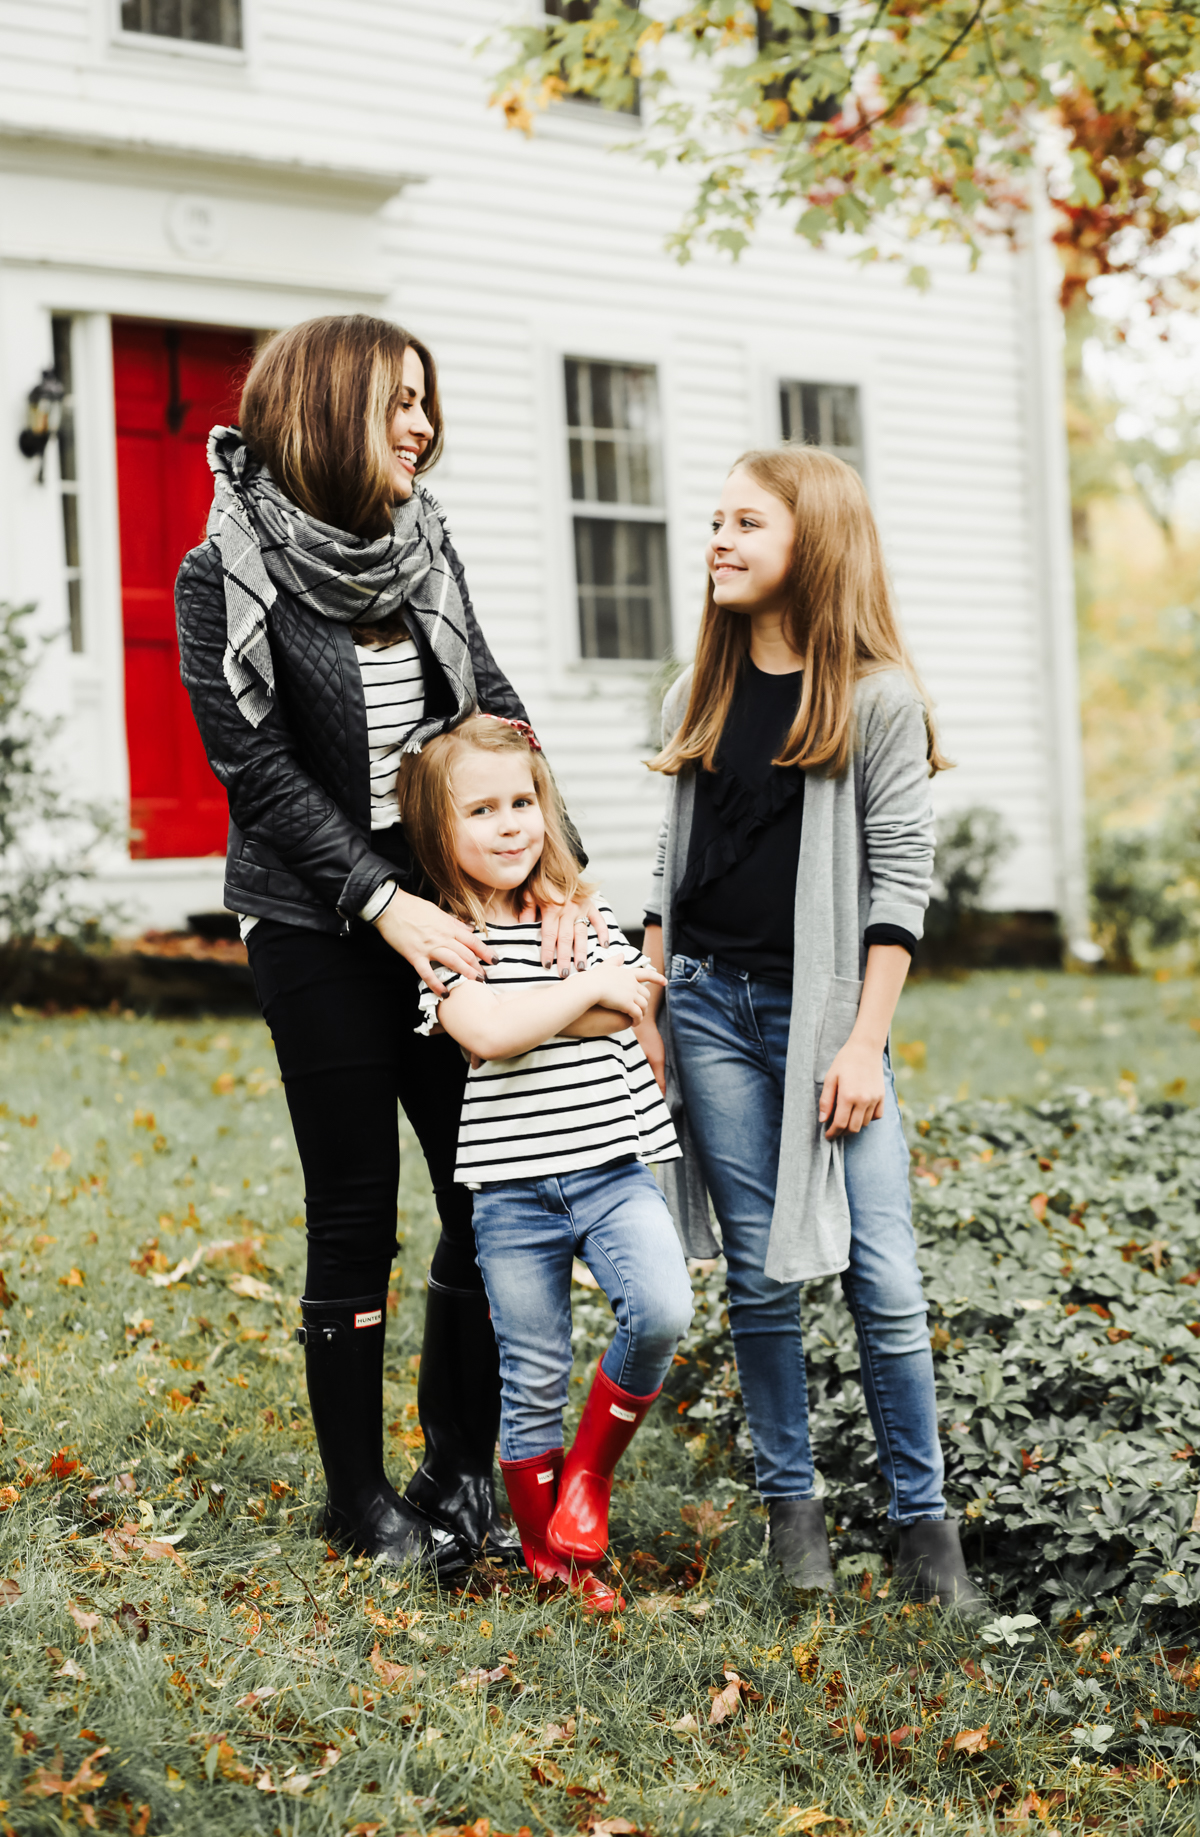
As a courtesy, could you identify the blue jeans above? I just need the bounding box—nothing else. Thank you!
[667,956,945,1524]
[472,1159,695,1462]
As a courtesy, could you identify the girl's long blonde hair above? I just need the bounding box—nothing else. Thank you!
[651,446,950,779]
[396,714,594,931]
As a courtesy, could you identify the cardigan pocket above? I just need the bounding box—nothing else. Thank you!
[814,975,864,1080]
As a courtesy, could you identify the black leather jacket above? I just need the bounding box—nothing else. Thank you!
[175,535,530,933]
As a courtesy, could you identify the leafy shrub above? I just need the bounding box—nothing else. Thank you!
[926,805,1016,944]
[669,1088,1200,1631]
[1089,822,1198,970]
[0,601,123,948]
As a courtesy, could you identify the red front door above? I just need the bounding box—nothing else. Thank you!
[113,318,257,859]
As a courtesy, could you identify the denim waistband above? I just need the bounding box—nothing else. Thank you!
[679,953,793,991]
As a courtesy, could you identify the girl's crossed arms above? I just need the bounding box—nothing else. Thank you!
[396,714,691,1612]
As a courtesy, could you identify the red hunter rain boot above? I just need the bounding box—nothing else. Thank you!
[546,1363,661,1566]
[500,1450,624,1615]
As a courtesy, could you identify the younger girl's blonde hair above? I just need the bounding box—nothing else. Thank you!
[651,445,950,779]
[396,714,594,931]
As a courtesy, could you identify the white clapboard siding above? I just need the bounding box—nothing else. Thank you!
[0,0,1078,927]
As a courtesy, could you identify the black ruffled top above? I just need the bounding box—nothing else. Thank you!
[672,659,806,987]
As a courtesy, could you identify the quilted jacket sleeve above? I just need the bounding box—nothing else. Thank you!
[176,542,404,917]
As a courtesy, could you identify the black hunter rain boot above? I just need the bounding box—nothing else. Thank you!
[297,1293,466,1574]
[403,1279,521,1564]
[767,1498,836,1592]
[893,1517,987,1615]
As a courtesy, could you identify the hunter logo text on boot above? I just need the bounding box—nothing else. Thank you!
[354,1308,383,1329]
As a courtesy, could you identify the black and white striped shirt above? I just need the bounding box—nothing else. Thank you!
[416,903,680,1187]
[238,635,423,940]
[356,635,425,830]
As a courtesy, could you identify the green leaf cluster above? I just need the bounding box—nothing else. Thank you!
[671,1086,1200,1633]
[491,3,1200,301]
[0,602,125,950]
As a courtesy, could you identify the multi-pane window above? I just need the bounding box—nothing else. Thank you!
[544,1,641,115]
[780,379,863,474]
[52,317,83,654]
[566,359,670,662]
[119,0,243,49]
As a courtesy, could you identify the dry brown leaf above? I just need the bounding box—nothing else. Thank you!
[209,1740,255,1784]
[679,1499,736,1543]
[670,1713,700,1733]
[541,1717,577,1743]
[939,1723,990,1760]
[587,1820,642,1835]
[24,1745,109,1801]
[367,1642,423,1689]
[140,1538,187,1569]
[779,1810,834,1836]
[458,1663,511,1690]
[67,1602,102,1636]
[54,1657,87,1680]
[226,1273,279,1303]
[708,1678,743,1726]
[0,1576,21,1605]
[113,1602,149,1641]
[530,1757,566,1786]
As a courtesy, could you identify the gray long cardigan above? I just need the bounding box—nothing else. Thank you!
[650,665,936,1284]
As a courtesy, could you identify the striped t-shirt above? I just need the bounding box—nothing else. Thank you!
[238,634,424,940]
[415,903,680,1187]
[355,634,425,830]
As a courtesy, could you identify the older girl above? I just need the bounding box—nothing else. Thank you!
[177,315,601,1572]
[640,446,984,1611]
[398,715,693,1613]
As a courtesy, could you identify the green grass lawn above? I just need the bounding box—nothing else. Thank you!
[0,990,1198,1836]
[894,970,1200,1108]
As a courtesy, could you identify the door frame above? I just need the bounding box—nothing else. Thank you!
[1,276,387,929]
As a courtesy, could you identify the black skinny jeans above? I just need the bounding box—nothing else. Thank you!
[246,917,482,1301]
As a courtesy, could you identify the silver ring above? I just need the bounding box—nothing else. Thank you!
[573,918,588,927]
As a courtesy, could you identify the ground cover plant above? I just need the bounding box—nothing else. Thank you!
[0,983,1198,1834]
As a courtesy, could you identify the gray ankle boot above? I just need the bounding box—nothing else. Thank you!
[893,1517,987,1615]
[767,1499,835,1592]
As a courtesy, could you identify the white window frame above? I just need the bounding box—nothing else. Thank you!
[538,335,683,674]
[110,0,249,64]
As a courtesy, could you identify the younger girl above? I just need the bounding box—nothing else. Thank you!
[640,446,985,1612]
[398,714,694,1612]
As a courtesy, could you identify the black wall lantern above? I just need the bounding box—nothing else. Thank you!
[18,367,66,482]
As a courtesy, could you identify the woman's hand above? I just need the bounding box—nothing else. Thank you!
[635,1015,666,1094]
[818,1039,885,1140]
[373,889,494,994]
[533,895,611,976]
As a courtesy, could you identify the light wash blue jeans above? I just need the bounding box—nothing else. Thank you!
[472,1159,695,1462]
[667,955,946,1524]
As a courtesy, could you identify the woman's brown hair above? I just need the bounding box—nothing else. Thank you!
[651,445,950,779]
[396,715,594,932]
[239,314,442,539]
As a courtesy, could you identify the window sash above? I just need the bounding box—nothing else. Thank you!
[566,357,665,510]
[573,517,670,662]
[119,0,243,49]
[52,315,84,654]
[779,378,863,473]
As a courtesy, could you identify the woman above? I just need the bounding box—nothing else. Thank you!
[639,446,984,1611]
[176,313,599,1572]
